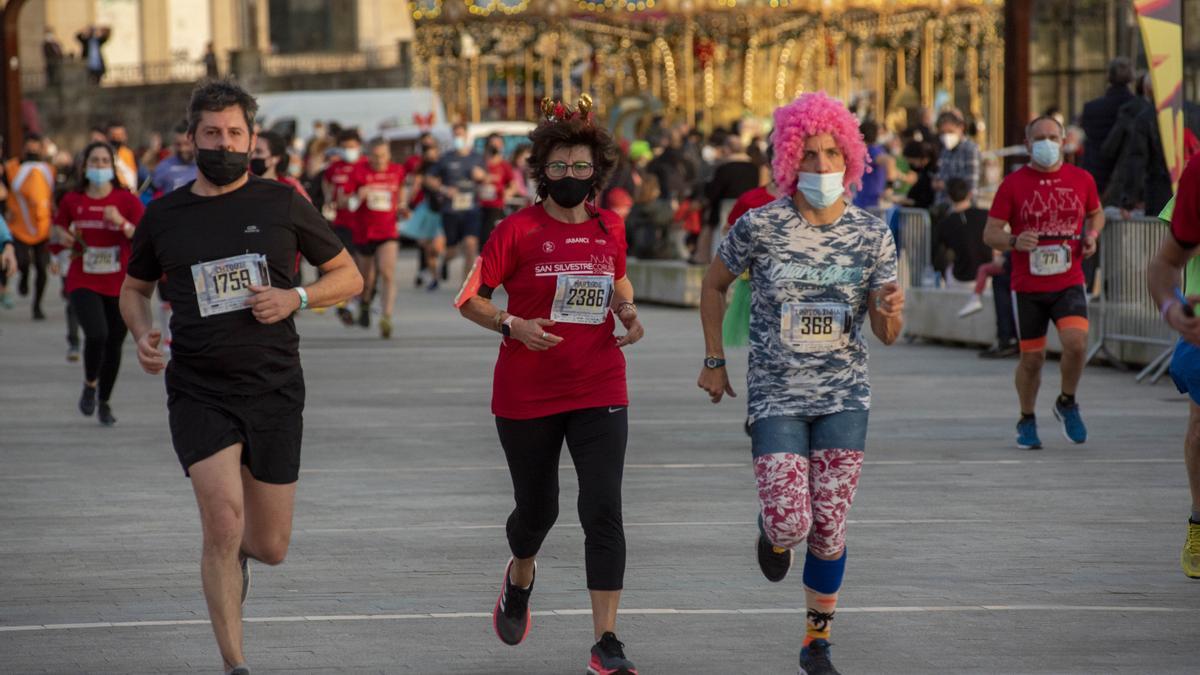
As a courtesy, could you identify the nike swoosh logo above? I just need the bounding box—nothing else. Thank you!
[608,407,625,413]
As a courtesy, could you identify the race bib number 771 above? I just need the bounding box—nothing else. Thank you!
[191,253,270,318]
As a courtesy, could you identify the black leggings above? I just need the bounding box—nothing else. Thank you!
[495,406,628,591]
[14,240,49,311]
[69,289,127,402]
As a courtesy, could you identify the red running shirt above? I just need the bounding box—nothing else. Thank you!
[988,164,1100,293]
[324,159,364,229]
[727,185,776,229]
[353,162,406,244]
[54,189,145,296]
[1171,155,1200,246]
[478,204,629,420]
[480,160,514,209]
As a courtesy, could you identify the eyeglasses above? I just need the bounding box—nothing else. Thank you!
[545,161,595,179]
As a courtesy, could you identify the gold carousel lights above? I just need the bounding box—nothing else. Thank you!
[410,0,1004,149]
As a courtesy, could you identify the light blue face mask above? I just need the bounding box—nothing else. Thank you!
[1030,139,1062,168]
[86,167,114,185]
[796,171,846,209]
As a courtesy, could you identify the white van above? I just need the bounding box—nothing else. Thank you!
[256,87,452,144]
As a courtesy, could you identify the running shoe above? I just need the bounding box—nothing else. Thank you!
[380,316,393,340]
[587,632,637,675]
[336,306,355,326]
[32,306,45,320]
[957,295,984,318]
[66,345,80,362]
[426,278,440,292]
[97,402,116,427]
[79,384,97,417]
[492,558,534,646]
[0,292,13,309]
[1183,520,1200,579]
[357,304,371,328]
[1016,416,1041,450]
[979,341,1018,359]
[799,639,840,675]
[1052,399,1087,444]
[240,556,251,605]
[757,533,793,582]
[227,665,250,675]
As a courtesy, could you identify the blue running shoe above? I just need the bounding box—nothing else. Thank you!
[1016,416,1042,450]
[1053,399,1087,444]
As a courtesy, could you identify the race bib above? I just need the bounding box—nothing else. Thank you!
[550,274,614,325]
[780,302,852,353]
[366,189,393,212]
[479,184,498,202]
[1030,244,1071,276]
[451,191,475,211]
[191,253,270,318]
[82,246,121,275]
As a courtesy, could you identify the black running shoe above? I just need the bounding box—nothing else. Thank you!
[32,306,45,321]
[357,304,370,328]
[492,558,533,646]
[757,533,793,582]
[227,665,250,675]
[97,402,116,427]
[79,384,97,416]
[240,556,250,606]
[336,306,355,326]
[799,639,840,675]
[588,632,638,675]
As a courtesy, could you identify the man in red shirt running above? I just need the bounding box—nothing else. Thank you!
[352,138,407,337]
[984,115,1105,449]
[323,129,366,325]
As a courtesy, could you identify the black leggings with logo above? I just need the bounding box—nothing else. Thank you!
[495,406,628,591]
[69,289,127,402]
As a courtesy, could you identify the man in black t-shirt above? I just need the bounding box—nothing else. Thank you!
[120,79,362,675]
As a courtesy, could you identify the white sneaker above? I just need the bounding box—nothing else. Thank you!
[957,295,984,318]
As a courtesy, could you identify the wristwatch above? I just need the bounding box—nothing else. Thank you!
[501,315,518,337]
[1008,235,1018,249]
[704,356,726,369]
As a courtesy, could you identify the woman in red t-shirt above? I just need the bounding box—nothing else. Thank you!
[54,141,145,426]
[456,97,645,674]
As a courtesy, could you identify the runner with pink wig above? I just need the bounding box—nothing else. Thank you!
[698,92,904,675]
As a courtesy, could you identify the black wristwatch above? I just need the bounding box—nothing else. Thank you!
[501,315,517,337]
[704,356,726,369]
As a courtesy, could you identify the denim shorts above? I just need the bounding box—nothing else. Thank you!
[749,409,869,459]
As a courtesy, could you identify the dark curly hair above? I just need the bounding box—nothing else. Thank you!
[187,78,258,136]
[528,117,619,203]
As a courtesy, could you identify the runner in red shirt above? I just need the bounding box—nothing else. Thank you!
[984,115,1104,450]
[53,141,144,426]
[456,96,644,675]
[352,138,407,338]
[1148,154,1200,578]
[479,145,515,247]
[323,129,366,325]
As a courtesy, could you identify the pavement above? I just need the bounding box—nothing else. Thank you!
[2,255,1199,674]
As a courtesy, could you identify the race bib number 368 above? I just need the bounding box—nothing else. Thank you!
[191,253,270,318]
[780,302,852,353]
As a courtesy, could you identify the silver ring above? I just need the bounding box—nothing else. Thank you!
[541,332,549,340]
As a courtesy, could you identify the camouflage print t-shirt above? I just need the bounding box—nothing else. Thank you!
[718,197,898,422]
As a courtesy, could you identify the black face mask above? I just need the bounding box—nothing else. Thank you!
[23,152,41,162]
[197,148,249,186]
[545,176,594,209]
[249,158,269,176]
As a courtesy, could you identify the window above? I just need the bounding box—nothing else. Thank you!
[269,0,358,53]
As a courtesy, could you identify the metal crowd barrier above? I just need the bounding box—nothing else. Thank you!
[1087,217,1176,382]
[894,207,933,289]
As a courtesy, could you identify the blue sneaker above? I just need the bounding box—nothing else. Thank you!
[1016,416,1042,450]
[799,638,840,675]
[1053,399,1087,444]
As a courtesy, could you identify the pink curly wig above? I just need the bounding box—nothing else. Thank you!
[771,91,869,191]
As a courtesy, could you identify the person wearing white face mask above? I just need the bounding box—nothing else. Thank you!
[932,110,980,207]
[983,115,1105,451]
[698,92,903,675]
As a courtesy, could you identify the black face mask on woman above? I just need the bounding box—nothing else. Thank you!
[545,176,594,209]
[197,148,250,186]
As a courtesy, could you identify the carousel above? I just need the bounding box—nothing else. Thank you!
[408,0,1005,149]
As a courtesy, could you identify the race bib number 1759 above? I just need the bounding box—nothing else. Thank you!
[191,253,270,318]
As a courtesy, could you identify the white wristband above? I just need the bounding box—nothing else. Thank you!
[294,286,309,311]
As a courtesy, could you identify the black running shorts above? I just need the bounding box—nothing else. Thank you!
[1013,285,1089,353]
[167,377,306,484]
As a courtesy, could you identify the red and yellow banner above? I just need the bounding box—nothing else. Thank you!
[1135,0,1186,190]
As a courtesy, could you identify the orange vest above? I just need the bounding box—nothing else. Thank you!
[4,158,55,245]
[115,146,137,189]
